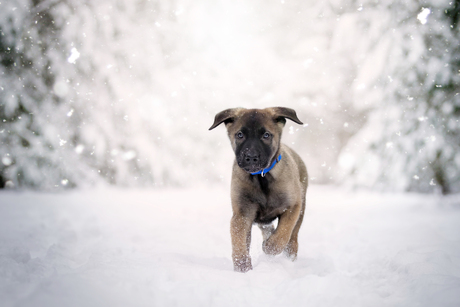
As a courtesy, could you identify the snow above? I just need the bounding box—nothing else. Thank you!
[1,186,459,307]
[417,8,431,25]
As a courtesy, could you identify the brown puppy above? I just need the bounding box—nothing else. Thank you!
[209,107,308,272]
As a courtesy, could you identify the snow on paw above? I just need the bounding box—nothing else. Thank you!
[233,255,252,273]
[262,236,286,256]
[283,241,298,261]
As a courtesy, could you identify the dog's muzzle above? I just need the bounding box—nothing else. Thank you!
[237,150,267,173]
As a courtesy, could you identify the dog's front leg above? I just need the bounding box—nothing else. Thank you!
[230,211,255,273]
[263,202,301,256]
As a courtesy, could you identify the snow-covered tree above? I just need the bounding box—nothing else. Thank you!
[0,0,94,189]
[0,0,165,189]
[339,0,460,194]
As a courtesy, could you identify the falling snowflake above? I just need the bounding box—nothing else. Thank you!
[417,8,431,24]
[123,151,136,161]
[75,144,85,154]
[67,47,80,64]
[2,156,12,166]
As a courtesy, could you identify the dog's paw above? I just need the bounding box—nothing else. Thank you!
[283,241,298,261]
[233,255,252,273]
[262,237,286,255]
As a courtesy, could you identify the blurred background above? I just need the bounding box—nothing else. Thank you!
[0,0,459,193]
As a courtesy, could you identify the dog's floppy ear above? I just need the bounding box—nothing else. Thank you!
[209,108,243,130]
[270,107,303,126]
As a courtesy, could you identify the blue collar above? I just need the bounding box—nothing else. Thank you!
[251,155,282,177]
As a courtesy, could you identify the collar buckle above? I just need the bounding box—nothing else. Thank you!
[251,154,282,177]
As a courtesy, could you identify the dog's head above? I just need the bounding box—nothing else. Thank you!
[209,107,303,174]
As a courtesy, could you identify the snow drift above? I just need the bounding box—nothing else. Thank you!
[1,186,459,306]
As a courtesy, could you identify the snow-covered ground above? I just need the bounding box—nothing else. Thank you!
[0,186,459,307]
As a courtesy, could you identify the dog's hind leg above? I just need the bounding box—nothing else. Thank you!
[284,201,305,261]
[258,223,275,241]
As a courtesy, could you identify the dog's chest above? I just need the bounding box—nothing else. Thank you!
[252,176,290,224]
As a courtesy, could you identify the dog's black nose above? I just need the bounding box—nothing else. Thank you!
[245,153,259,163]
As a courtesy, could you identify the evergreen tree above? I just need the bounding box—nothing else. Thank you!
[0,0,90,188]
[0,1,159,189]
[341,0,460,194]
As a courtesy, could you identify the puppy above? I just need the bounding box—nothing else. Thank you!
[209,107,308,272]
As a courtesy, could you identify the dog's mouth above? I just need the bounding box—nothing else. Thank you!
[237,160,269,174]
[242,165,263,173]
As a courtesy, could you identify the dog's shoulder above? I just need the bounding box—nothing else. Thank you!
[278,144,308,188]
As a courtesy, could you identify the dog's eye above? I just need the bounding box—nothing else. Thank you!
[263,132,271,139]
[236,131,244,139]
